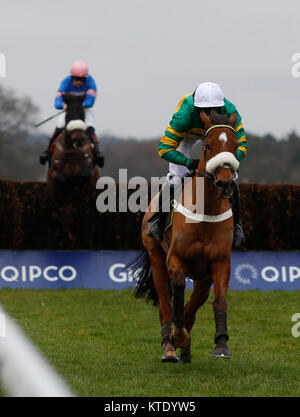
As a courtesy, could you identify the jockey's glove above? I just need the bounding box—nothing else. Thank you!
[186,158,200,172]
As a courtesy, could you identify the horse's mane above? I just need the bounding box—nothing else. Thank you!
[209,110,230,125]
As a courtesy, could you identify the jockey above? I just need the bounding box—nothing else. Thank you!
[148,81,247,248]
[40,61,103,166]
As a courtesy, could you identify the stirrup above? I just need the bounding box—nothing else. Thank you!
[233,224,245,248]
[147,216,163,242]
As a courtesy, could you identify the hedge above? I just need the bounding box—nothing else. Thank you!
[0,180,299,251]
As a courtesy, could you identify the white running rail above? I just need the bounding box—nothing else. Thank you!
[0,305,73,397]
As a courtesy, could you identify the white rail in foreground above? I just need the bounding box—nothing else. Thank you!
[0,305,73,397]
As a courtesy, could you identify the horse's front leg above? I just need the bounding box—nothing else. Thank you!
[180,278,213,363]
[211,259,231,359]
[167,254,189,349]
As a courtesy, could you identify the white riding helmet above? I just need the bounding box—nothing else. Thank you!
[194,82,225,108]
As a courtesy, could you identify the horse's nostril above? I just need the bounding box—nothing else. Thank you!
[215,180,235,198]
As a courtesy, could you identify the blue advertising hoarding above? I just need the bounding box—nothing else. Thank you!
[0,250,299,290]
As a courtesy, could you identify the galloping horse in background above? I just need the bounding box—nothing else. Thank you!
[131,110,240,363]
[47,93,100,191]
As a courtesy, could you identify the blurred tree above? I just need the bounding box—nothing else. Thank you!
[0,85,47,181]
[0,85,38,140]
[0,84,299,184]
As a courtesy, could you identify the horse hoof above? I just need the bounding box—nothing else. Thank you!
[211,346,231,359]
[180,355,191,364]
[180,337,191,364]
[161,350,179,363]
[170,329,190,349]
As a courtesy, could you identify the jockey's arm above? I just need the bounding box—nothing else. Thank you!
[157,96,196,167]
[82,76,97,108]
[54,93,64,110]
[54,76,69,110]
[157,123,191,167]
[233,109,247,161]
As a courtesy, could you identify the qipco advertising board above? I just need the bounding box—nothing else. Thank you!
[0,251,299,290]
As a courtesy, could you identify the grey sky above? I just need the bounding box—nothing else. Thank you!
[1,0,300,139]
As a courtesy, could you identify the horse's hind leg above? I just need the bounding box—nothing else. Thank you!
[148,246,179,363]
[180,278,213,364]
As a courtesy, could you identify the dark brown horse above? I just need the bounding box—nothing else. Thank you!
[47,94,100,191]
[131,110,240,363]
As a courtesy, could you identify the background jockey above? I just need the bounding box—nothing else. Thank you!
[147,81,247,248]
[40,61,102,166]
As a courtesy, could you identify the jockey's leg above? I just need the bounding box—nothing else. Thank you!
[147,180,175,242]
[148,138,194,242]
[147,174,185,242]
[230,173,245,248]
[39,127,63,165]
[84,109,104,167]
[85,126,104,167]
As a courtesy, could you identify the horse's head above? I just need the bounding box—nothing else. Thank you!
[65,119,89,148]
[200,110,239,198]
[62,93,85,125]
[62,93,88,148]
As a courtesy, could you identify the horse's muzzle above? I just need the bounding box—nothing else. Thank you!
[215,179,235,199]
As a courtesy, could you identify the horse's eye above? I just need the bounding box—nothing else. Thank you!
[205,144,212,151]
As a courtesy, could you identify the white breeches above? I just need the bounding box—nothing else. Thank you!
[166,137,196,186]
[56,108,95,129]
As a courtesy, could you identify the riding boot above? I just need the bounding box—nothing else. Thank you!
[39,127,63,165]
[86,126,104,167]
[230,182,245,248]
[147,182,174,242]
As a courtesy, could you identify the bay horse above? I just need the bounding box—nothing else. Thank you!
[131,110,240,363]
[47,94,100,191]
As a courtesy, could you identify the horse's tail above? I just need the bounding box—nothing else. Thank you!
[125,250,159,307]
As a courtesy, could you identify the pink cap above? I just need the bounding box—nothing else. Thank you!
[71,61,89,77]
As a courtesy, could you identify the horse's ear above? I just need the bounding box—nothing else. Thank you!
[200,111,213,129]
[228,112,237,128]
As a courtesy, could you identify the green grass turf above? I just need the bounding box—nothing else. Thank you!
[0,289,299,397]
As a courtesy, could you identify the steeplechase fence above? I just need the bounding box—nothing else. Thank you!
[0,180,299,251]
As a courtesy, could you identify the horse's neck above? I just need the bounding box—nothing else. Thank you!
[62,131,73,149]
